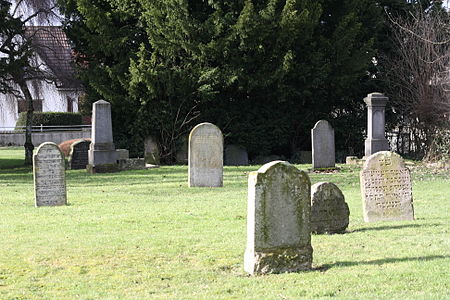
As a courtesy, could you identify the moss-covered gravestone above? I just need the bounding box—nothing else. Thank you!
[188,123,223,187]
[311,182,349,234]
[33,142,67,207]
[245,161,312,275]
[360,151,414,222]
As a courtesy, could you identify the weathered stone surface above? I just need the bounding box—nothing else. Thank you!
[346,156,359,165]
[311,120,335,169]
[68,139,90,170]
[364,93,390,157]
[188,123,223,187]
[144,136,160,165]
[116,149,129,160]
[311,182,349,234]
[245,161,312,275]
[33,142,67,207]
[118,158,146,170]
[224,144,249,166]
[87,100,118,173]
[360,151,414,222]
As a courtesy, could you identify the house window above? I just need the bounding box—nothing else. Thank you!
[17,99,43,113]
[67,97,73,112]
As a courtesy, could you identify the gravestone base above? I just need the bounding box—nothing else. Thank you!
[364,138,389,157]
[86,163,119,174]
[118,158,146,170]
[245,246,313,275]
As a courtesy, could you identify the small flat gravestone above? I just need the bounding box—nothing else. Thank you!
[360,151,414,222]
[68,139,91,170]
[311,120,335,169]
[33,142,67,207]
[188,123,223,187]
[224,144,249,166]
[311,182,349,234]
[245,161,312,275]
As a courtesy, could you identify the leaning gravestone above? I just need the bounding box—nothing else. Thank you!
[360,151,414,222]
[87,100,118,173]
[68,139,90,170]
[188,123,223,187]
[311,120,335,169]
[245,161,313,275]
[33,142,67,207]
[311,182,349,234]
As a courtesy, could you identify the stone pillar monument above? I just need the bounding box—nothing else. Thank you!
[364,93,389,157]
[87,100,118,173]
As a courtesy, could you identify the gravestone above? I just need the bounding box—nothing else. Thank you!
[144,136,160,165]
[68,139,90,170]
[224,144,249,166]
[33,142,67,207]
[87,100,118,173]
[188,123,223,187]
[364,93,389,157]
[311,182,349,234]
[245,161,313,275]
[116,149,129,160]
[311,120,335,169]
[360,151,414,222]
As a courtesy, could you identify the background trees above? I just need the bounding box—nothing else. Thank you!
[58,0,448,163]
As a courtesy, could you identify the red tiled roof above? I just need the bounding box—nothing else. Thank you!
[25,26,81,89]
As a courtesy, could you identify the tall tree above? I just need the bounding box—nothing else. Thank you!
[59,0,385,161]
[0,0,56,164]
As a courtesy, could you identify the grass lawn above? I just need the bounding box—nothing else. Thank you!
[0,147,449,299]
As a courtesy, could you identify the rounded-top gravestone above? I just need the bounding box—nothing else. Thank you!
[33,142,67,207]
[311,182,349,234]
[69,139,91,170]
[311,120,335,169]
[188,122,223,187]
[245,161,312,275]
[360,151,414,222]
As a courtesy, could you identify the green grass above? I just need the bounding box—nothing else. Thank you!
[0,147,449,299]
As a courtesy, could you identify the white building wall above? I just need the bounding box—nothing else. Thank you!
[0,81,81,130]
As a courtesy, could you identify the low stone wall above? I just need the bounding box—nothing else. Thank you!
[0,129,91,147]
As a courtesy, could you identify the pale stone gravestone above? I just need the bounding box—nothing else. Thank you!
[144,136,160,165]
[188,123,223,187]
[87,100,118,173]
[364,93,389,157]
[33,142,67,207]
[244,161,313,275]
[360,151,414,222]
[224,144,249,166]
[311,120,335,169]
[311,182,349,234]
[68,139,90,170]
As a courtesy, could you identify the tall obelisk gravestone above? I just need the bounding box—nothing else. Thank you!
[364,93,389,157]
[87,100,118,173]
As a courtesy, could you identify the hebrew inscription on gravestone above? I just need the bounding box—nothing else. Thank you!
[33,142,67,207]
[360,151,414,222]
[188,122,223,187]
[311,182,349,234]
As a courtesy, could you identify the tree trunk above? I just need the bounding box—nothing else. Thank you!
[17,79,34,165]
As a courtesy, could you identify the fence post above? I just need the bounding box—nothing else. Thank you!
[40,124,43,132]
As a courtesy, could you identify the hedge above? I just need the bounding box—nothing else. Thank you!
[15,112,82,128]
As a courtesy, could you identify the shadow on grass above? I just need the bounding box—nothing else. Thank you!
[315,255,449,272]
[350,223,436,233]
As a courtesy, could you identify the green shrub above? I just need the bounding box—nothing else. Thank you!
[15,112,82,129]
